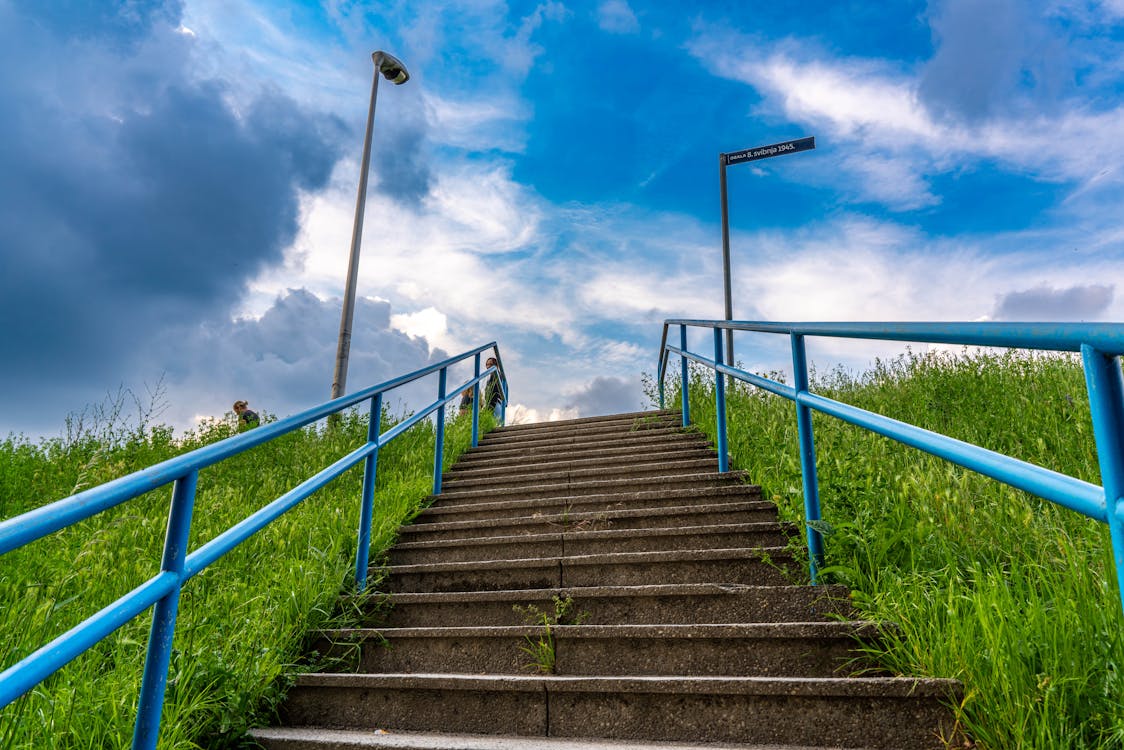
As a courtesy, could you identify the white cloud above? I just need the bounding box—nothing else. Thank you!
[597,0,640,34]
[687,27,1124,209]
[506,403,579,424]
[423,91,529,153]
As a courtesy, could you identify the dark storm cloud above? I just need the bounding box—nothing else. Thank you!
[919,0,1072,121]
[564,376,644,417]
[14,0,183,47]
[159,289,444,428]
[369,103,432,206]
[0,1,344,432]
[993,284,1114,321]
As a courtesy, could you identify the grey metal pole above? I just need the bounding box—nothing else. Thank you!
[331,62,381,402]
[719,153,734,370]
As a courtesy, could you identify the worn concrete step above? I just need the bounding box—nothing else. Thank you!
[398,501,778,542]
[249,726,843,750]
[373,584,853,628]
[478,420,678,443]
[314,622,885,677]
[495,410,681,434]
[479,415,683,444]
[434,472,751,505]
[461,431,710,461]
[444,445,720,477]
[389,523,795,565]
[440,458,723,492]
[469,427,696,458]
[418,485,763,525]
[278,673,962,749]
[454,439,714,469]
[379,547,797,594]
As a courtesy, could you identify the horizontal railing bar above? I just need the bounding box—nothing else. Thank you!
[799,391,1107,521]
[666,320,1124,355]
[663,344,718,370]
[377,366,500,447]
[0,344,499,556]
[183,442,377,580]
[716,362,797,400]
[663,335,1107,522]
[0,572,178,710]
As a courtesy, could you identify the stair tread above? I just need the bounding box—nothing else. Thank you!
[319,622,885,639]
[382,546,792,574]
[385,583,852,604]
[393,522,793,550]
[248,726,843,750]
[292,672,961,697]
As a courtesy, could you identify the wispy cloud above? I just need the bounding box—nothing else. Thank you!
[687,19,1124,211]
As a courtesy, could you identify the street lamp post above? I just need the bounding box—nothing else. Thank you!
[330,51,411,403]
[718,135,815,370]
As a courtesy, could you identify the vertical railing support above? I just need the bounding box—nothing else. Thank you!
[680,324,691,427]
[354,392,383,591]
[433,368,447,495]
[791,334,825,584]
[500,379,508,426]
[471,354,481,448]
[132,470,198,750]
[1081,345,1124,615]
[714,327,729,473]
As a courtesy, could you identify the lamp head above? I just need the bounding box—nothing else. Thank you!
[373,51,409,85]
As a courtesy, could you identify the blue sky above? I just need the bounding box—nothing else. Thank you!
[3,0,1124,439]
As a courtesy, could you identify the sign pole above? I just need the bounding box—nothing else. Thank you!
[718,135,816,380]
[719,153,734,371]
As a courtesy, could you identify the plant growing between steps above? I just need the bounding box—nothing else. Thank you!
[512,595,590,674]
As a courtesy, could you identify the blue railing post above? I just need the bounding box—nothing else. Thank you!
[354,392,382,591]
[791,334,825,584]
[433,367,447,495]
[500,379,507,426]
[132,470,198,750]
[1081,345,1124,614]
[680,324,691,426]
[714,327,729,473]
[471,354,481,448]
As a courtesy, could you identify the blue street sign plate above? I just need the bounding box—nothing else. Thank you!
[725,136,815,165]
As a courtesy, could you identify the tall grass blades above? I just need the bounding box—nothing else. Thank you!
[665,349,1124,749]
[0,399,493,749]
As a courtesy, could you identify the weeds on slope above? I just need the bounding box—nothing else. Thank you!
[0,393,493,749]
[662,349,1124,749]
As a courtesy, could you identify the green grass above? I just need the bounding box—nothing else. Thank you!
[667,349,1124,749]
[0,395,494,749]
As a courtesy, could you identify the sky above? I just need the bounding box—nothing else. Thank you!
[3,0,1124,440]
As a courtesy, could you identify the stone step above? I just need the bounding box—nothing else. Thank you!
[433,472,752,504]
[277,673,961,749]
[397,501,778,542]
[478,424,691,450]
[479,415,683,443]
[417,485,764,525]
[313,622,886,677]
[374,584,854,628]
[461,431,710,461]
[249,726,842,750]
[389,523,795,565]
[441,457,722,492]
[495,410,681,433]
[443,445,720,477]
[379,547,797,594]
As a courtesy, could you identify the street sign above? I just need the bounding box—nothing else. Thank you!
[724,136,815,166]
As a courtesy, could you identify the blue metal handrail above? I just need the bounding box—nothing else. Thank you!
[0,343,508,748]
[657,319,1124,613]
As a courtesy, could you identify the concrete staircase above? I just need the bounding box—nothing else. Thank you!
[251,411,962,749]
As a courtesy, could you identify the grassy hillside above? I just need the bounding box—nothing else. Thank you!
[671,349,1124,749]
[0,399,493,749]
